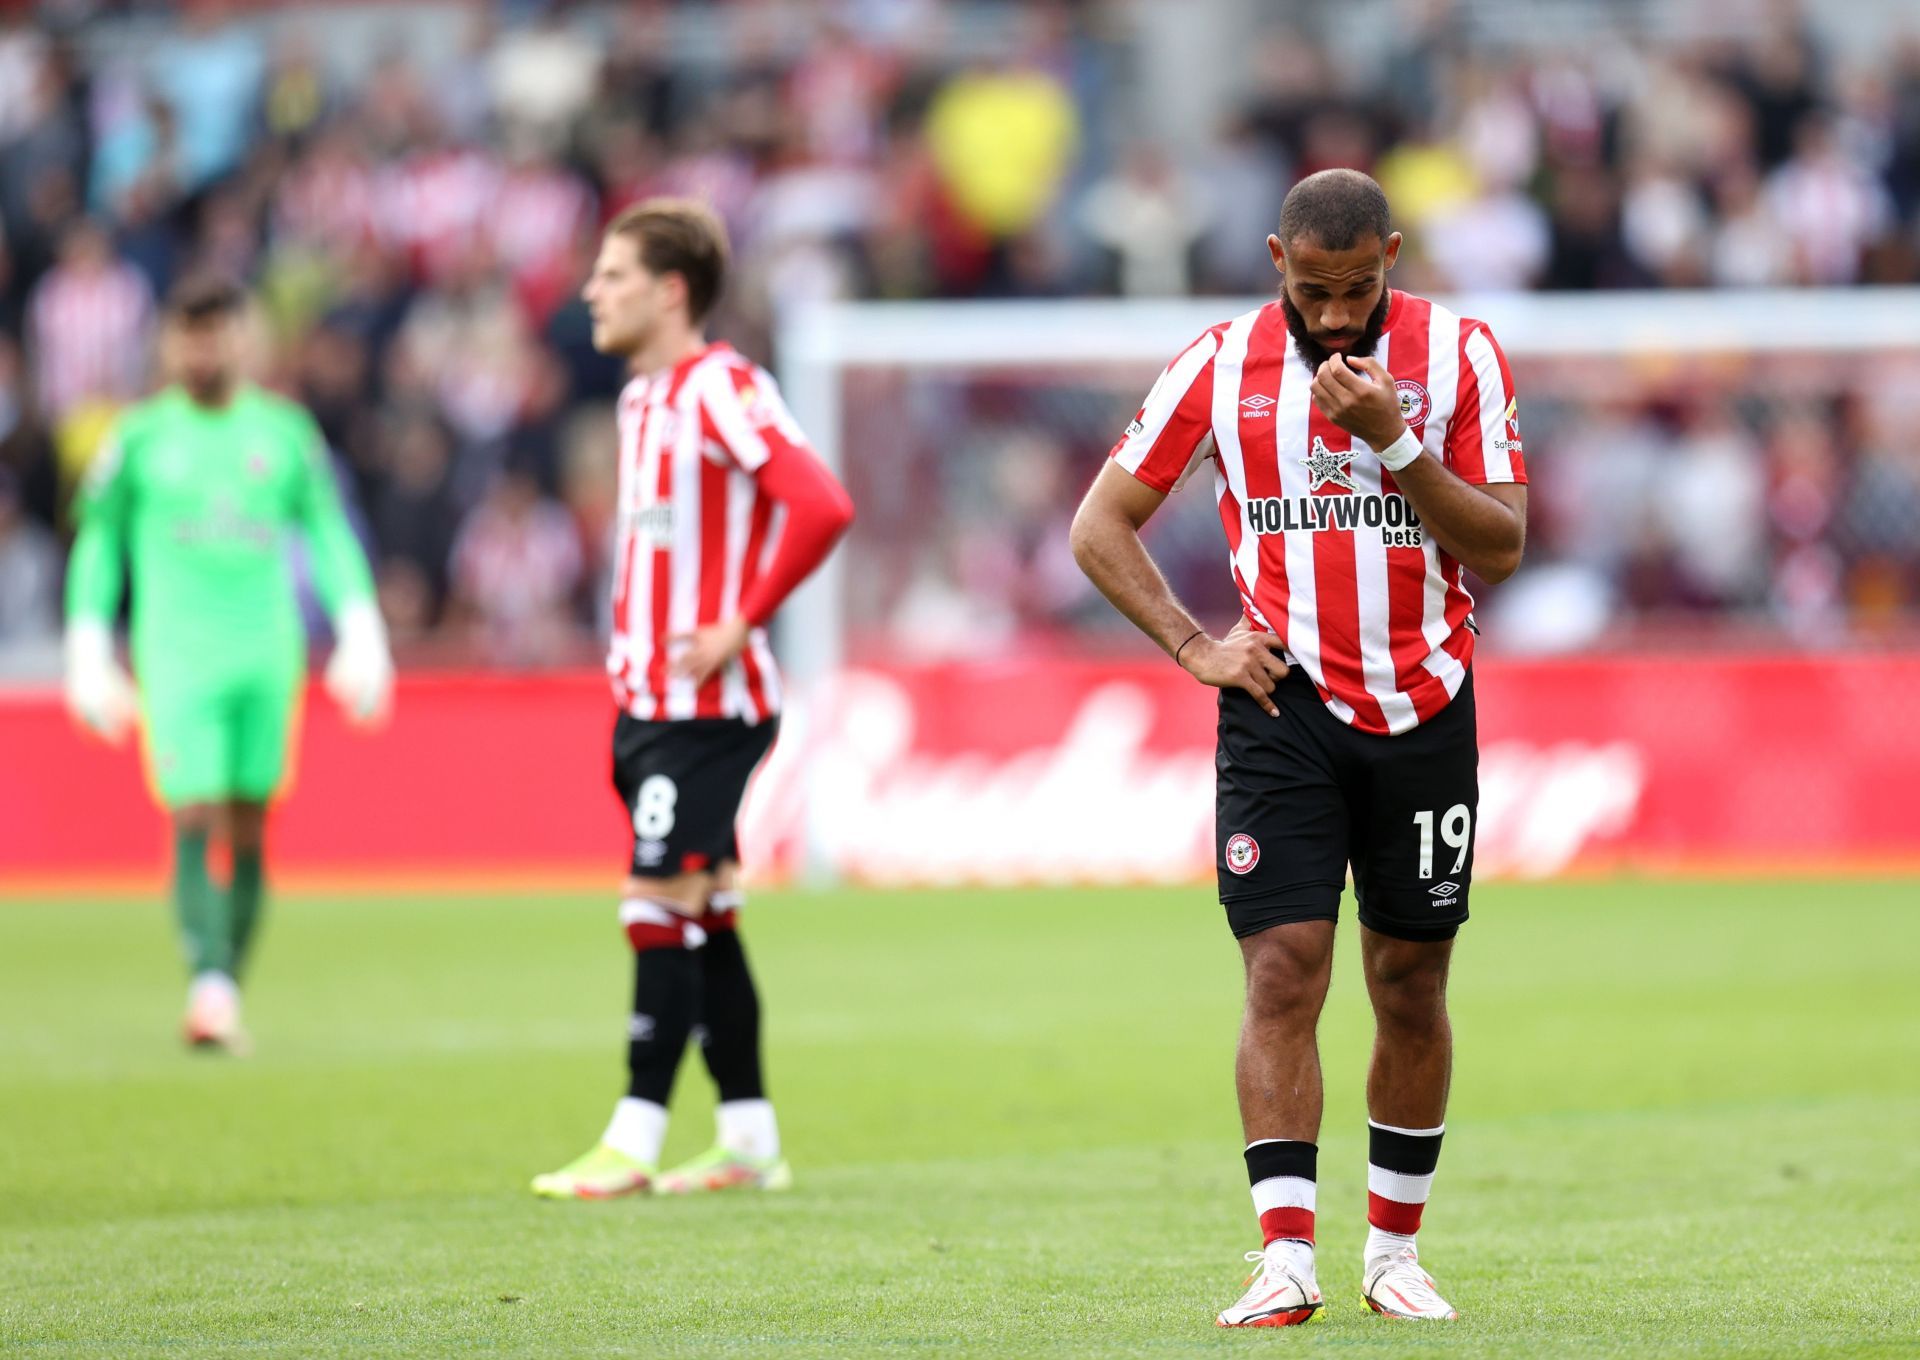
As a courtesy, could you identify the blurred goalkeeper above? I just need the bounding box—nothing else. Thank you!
[63,275,392,1053]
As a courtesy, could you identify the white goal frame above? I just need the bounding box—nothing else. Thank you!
[774,286,1920,685]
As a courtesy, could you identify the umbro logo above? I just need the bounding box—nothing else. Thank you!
[1429,881,1460,897]
[1240,393,1276,417]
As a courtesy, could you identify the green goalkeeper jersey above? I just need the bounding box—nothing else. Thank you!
[65,384,376,684]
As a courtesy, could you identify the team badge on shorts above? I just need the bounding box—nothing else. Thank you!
[1396,379,1430,427]
[1225,833,1260,875]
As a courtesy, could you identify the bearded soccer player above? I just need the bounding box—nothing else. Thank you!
[63,275,392,1052]
[1071,169,1527,1325]
[531,200,853,1200]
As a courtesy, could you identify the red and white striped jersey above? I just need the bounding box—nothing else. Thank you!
[1111,290,1528,736]
[608,342,806,724]
[28,260,153,419]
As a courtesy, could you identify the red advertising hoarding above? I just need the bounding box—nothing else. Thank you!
[4,655,1917,889]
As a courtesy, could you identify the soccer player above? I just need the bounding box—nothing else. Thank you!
[1070,170,1527,1325]
[531,200,853,1200]
[63,274,392,1052]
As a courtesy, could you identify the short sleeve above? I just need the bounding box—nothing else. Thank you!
[1109,330,1218,493]
[1445,322,1527,486]
[699,362,814,475]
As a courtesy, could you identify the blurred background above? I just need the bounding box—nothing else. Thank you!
[4,0,1919,883]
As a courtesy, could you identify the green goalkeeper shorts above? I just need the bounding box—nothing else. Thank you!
[139,667,303,807]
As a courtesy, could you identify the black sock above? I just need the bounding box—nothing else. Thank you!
[627,945,701,1105]
[697,927,765,1102]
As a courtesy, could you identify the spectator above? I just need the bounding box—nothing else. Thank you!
[0,465,58,657]
[145,0,265,192]
[448,464,584,668]
[27,219,152,421]
[1,0,1918,665]
[1764,114,1894,284]
[924,56,1079,289]
[1080,143,1209,297]
[487,11,602,155]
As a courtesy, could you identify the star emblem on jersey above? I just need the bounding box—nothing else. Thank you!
[1301,436,1357,493]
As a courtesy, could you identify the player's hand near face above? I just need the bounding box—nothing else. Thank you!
[669,616,751,687]
[1310,354,1405,452]
[1179,628,1291,718]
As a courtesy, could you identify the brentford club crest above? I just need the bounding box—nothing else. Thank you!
[1301,436,1357,492]
[1225,833,1260,875]
[1396,379,1430,427]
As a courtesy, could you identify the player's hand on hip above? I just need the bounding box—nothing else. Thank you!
[63,621,138,744]
[1179,629,1290,717]
[669,616,751,688]
[324,600,394,728]
[1310,354,1406,451]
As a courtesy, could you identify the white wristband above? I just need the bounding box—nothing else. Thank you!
[1375,427,1423,472]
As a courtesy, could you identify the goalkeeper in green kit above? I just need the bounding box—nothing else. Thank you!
[63,276,392,1052]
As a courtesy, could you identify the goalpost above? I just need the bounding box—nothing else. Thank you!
[756,289,1920,884]
[777,287,1920,683]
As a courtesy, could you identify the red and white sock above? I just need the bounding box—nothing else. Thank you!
[1365,1119,1444,1263]
[1245,1139,1317,1276]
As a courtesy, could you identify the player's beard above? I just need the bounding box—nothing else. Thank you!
[1279,287,1391,372]
[183,370,234,406]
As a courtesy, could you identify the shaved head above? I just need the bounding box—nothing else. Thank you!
[1277,169,1392,252]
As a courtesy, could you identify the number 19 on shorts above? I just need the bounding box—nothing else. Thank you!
[1413,805,1472,879]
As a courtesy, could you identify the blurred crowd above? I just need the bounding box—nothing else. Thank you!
[836,340,1920,662]
[3,0,1920,669]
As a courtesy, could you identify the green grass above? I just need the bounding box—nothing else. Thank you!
[1,879,1917,1358]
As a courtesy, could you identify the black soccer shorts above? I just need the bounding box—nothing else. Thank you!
[611,713,779,879]
[1215,668,1479,942]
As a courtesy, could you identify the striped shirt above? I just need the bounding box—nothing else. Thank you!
[28,261,153,419]
[1111,290,1528,735]
[608,342,808,724]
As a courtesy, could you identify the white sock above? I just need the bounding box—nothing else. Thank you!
[190,972,238,1004]
[1365,1226,1418,1264]
[602,1097,668,1165]
[716,1098,779,1161]
[1265,1237,1316,1279]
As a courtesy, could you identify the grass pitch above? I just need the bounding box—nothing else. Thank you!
[1,878,1917,1358]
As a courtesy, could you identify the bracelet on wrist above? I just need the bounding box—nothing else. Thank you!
[1376,427,1423,472]
[1174,629,1205,667]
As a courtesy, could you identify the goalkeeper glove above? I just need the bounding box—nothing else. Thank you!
[64,619,138,743]
[323,599,394,726]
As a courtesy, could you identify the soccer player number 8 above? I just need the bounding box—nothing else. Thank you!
[1412,805,1472,879]
[633,775,678,840]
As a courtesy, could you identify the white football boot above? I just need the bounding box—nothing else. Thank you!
[182,972,249,1055]
[1362,1247,1459,1320]
[1215,1247,1324,1328]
